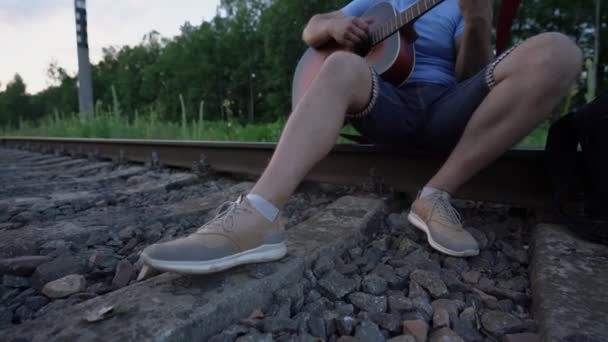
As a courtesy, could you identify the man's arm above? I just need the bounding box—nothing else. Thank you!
[454,0,493,81]
[302,10,372,49]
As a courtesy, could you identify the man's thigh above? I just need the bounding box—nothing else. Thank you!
[418,69,490,151]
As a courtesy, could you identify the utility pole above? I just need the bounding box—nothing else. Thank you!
[74,0,94,119]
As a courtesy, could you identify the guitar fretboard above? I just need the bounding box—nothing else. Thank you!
[371,0,444,46]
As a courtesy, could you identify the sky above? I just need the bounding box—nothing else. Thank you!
[0,0,221,94]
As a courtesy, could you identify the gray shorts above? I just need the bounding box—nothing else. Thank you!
[348,46,515,151]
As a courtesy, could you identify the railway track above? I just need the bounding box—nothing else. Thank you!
[0,138,607,342]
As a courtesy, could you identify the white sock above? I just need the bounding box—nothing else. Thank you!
[246,193,279,222]
[420,186,450,199]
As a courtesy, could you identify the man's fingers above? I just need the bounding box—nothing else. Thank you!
[345,31,362,45]
[349,25,368,41]
[353,18,371,32]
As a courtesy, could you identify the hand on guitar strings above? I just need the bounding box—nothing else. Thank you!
[328,16,374,53]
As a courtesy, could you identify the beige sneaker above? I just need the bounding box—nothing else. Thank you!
[407,192,479,257]
[141,195,286,274]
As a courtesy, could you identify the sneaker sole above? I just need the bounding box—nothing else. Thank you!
[141,242,287,275]
[407,212,479,257]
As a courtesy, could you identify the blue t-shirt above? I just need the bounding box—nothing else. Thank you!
[342,0,465,86]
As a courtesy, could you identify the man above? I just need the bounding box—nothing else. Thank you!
[141,0,582,273]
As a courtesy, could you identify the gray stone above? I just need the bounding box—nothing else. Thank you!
[337,263,358,275]
[387,213,408,230]
[42,274,86,299]
[262,317,297,333]
[362,274,388,296]
[247,263,276,279]
[354,320,384,342]
[385,274,407,291]
[336,316,357,335]
[111,259,134,289]
[388,293,414,312]
[294,312,311,334]
[429,327,464,342]
[433,308,450,329]
[439,269,467,293]
[481,310,524,336]
[0,255,51,276]
[478,285,529,304]
[143,222,164,242]
[370,312,401,332]
[443,257,468,273]
[308,316,326,338]
[498,299,515,312]
[462,270,481,284]
[503,276,528,293]
[39,239,74,257]
[313,256,335,277]
[387,336,416,342]
[318,270,357,300]
[396,237,420,256]
[408,280,429,300]
[275,283,304,314]
[431,299,464,321]
[411,270,448,298]
[452,317,483,342]
[412,296,434,322]
[118,226,137,241]
[472,288,500,310]
[336,303,354,316]
[15,304,34,323]
[348,292,387,314]
[85,232,108,247]
[395,265,414,279]
[0,305,12,325]
[3,274,30,288]
[501,242,528,264]
[349,247,363,259]
[88,247,118,270]
[31,255,86,290]
[295,334,319,342]
[322,310,338,336]
[25,296,49,311]
[304,269,317,286]
[235,333,274,342]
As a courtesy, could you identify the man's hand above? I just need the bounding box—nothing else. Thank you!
[328,16,374,48]
[458,0,492,23]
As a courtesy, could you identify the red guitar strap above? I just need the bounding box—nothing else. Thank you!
[496,0,522,55]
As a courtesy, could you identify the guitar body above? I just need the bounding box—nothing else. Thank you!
[292,2,418,109]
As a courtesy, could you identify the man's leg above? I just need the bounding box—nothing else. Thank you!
[408,32,582,258]
[251,51,373,208]
[428,32,582,192]
[141,52,373,273]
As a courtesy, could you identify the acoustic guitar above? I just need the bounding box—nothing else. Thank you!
[292,0,445,109]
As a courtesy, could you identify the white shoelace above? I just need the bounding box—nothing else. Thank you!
[196,200,240,233]
[430,193,463,228]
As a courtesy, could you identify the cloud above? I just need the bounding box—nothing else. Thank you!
[0,0,220,94]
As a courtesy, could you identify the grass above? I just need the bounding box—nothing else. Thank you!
[1,110,548,148]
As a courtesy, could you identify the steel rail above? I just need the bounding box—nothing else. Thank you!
[0,136,550,207]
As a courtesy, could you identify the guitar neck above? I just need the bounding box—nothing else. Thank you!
[371,0,445,46]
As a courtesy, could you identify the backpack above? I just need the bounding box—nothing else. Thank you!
[545,93,608,243]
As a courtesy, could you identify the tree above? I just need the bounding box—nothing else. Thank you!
[0,74,30,127]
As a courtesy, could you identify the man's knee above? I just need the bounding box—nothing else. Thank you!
[522,32,583,85]
[321,52,371,89]
[318,51,373,109]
